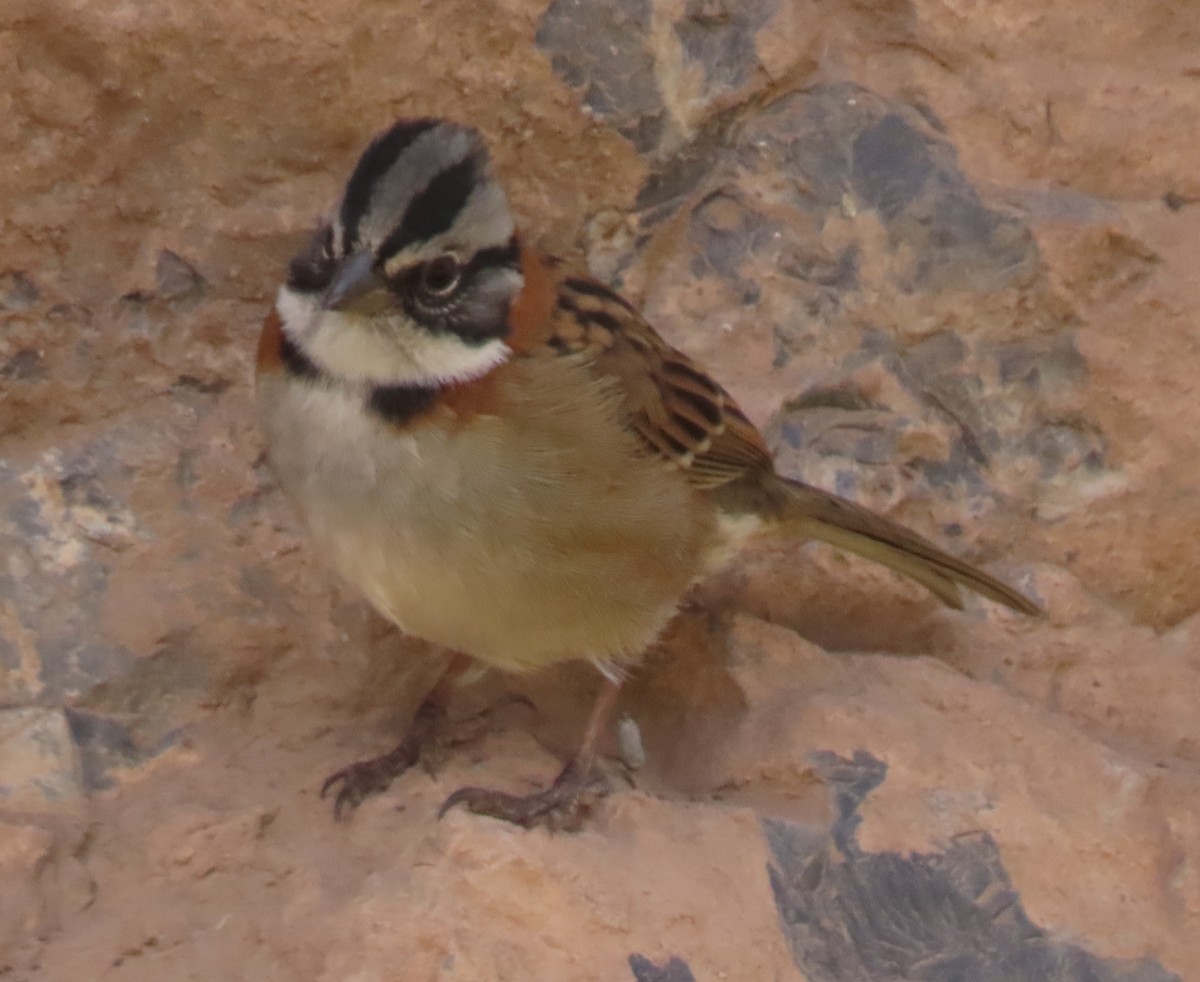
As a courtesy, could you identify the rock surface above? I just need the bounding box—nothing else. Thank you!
[2,0,1198,979]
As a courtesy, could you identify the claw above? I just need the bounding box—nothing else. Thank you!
[320,738,422,820]
[319,702,443,819]
[319,692,535,820]
[438,760,610,832]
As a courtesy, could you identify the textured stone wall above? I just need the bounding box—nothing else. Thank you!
[1,0,1197,978]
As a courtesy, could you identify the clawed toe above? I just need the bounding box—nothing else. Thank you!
[320,741,422,820]
[319,702,443,819]
[438,760,610,832]
[319,693,538,820]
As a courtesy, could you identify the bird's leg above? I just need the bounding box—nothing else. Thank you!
[321,652,473,819]
[439,676,621,832]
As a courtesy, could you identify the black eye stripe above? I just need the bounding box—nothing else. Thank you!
[340,118,439,246]
[464,237,520,276]
[378,156,479,261]
[380,234,520,345]
[386,236,519,298]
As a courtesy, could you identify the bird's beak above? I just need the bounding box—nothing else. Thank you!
[321,251,387,312]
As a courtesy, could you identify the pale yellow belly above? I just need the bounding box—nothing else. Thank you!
[259,361,718,673]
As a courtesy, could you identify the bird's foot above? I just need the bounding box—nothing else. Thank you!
[320,701,443,819]
[320,694,535,819]
[438,759,610,832]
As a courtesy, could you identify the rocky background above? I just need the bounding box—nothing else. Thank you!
[2,0,1198,978]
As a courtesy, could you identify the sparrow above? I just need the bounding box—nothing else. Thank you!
[256,117,1039,830]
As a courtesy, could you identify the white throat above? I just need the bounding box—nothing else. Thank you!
[276,286,510,387]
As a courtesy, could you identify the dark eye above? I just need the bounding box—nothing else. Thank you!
[419,254,462,297]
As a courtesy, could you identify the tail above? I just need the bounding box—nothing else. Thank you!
[773,477,1040,615]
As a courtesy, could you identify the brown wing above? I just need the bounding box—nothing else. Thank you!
[509,254,772,489]
[504,249,1040,615]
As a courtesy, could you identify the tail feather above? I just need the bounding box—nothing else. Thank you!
[776,478,1040,615]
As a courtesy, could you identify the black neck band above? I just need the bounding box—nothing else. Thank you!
[279,332,321,380]
[366,383,438,425]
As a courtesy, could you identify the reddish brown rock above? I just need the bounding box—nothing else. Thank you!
[1,0,1197,979]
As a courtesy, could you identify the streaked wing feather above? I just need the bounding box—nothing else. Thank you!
[532,273,772,488]
[507,256,1039,615]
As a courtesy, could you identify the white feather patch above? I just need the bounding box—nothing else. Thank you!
[700,511,766,575]
[276,286,509,387]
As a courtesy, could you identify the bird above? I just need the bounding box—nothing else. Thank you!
[256,117,1039,830]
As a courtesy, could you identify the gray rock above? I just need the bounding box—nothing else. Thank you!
[764,751,1181,982]
[155,249,206,301]
[0,271,40,312]
[537,0,665,154]
[628,953,698,982]
[674,0,777,93]
[0,707,84,807]
[0,349,46,380]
